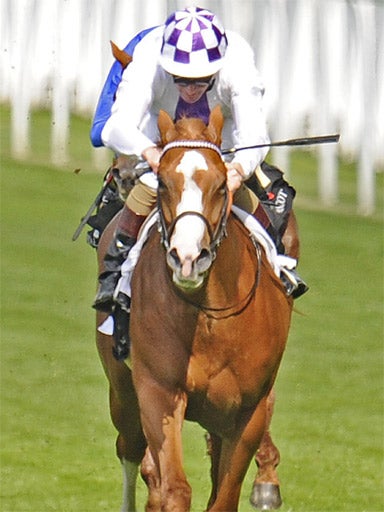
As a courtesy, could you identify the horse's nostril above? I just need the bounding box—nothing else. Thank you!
[198,248,210,262]
[167,248,180,268]
[167,247,212,276]
[196,248,212,273]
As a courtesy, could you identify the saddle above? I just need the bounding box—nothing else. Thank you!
[245,162,296,252]
[87,156,146,248]
[87,160,294,251]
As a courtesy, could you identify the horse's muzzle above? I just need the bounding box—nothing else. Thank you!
[167,247,213,290]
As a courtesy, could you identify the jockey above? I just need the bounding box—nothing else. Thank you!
[91,6,308,317]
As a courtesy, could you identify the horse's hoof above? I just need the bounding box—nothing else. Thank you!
[250,482,282,510]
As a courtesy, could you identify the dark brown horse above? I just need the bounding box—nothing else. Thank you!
[96,106,294,510]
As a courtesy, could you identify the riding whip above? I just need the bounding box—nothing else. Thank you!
[221,133,340,155]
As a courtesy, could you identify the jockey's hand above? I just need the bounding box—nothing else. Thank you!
[142,146,162,174]
[226,162,245,193]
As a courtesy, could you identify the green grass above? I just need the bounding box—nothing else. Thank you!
[1,106,383,511]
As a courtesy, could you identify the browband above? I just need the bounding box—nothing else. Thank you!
[161,140,222,159]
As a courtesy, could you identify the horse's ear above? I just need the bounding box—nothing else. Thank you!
[110,41,132,69]
[158,110,178,144]
[205,105,224,145]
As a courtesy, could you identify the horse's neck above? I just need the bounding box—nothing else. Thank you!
[209,217,256,289]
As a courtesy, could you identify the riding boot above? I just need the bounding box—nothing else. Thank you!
[93,205,146,312]
[249,163,308,299]
[111,291,132,361]
[253,203,308,298]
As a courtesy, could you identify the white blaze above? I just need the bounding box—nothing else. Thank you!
[171,151,208,261]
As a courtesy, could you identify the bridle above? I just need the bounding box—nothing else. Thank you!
[157,140,229,258]
[156,140,262,317]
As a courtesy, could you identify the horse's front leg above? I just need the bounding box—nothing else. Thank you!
[208,397,268,512]
[250,388,282,510]
[140,447,162,512]
[205,432,222,510]
[135,375,191,511]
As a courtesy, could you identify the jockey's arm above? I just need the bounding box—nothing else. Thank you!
[221,32,270,180]
[101,31,162,163]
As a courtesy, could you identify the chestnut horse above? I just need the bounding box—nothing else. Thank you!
[96,106,293,510]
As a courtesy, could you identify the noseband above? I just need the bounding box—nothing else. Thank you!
[157,141,229,256]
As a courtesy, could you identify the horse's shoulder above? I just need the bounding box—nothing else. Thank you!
[228,213,283,285]
[228,214,258,251]
[228,213,248,233]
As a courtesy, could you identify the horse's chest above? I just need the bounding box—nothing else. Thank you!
[184,316,275,432]
[185,355,245,432]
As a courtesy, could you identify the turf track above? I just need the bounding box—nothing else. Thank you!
[1,108,383,511]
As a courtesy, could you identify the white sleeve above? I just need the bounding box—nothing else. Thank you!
[221,32,270,178]
[101,30,163,156]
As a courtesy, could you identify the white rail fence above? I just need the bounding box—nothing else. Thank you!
[2,0,383,214]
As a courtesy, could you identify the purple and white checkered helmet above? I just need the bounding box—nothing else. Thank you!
[159,6,228,78]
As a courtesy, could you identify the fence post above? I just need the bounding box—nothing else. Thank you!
[269,0,291,176]
[316,0,339,206]
[9,0,32,159]
[356,2,376,215]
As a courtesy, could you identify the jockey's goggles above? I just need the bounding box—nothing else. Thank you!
[173,75,214,89]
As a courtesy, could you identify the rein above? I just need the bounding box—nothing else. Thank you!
[171,241,262,319]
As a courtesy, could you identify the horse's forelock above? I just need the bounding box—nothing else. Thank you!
[174,117,208,141]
